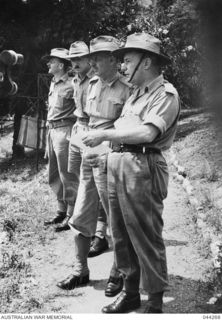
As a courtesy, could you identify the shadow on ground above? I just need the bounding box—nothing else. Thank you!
[165,239,188,246]
[179,109,206,121]
[0,150,46,179]
[163,274,217,314]
[52,274,220,313]
[175,121,208,141]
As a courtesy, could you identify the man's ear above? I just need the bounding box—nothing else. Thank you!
[59,62,64,70]
[110,55,117,65]
[143,57,152,70]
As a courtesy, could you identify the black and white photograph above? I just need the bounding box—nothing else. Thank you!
[0,0,222,317]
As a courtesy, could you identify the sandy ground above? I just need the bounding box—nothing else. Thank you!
[1,113,222,315]
[24,176,214,314]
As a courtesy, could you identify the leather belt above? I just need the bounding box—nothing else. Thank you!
[76,118,89,125]
[112,144,161,154]
[48,119,75,129]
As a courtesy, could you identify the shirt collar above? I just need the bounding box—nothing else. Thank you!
[131,74,164,103]
[74,68,94,84]
[144,74,164,94]
[52,73,69,84]
[87,68,95,79]
[100,72,120,87]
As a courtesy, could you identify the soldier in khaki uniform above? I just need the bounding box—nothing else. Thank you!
[56,36,131,296]
[56,41,109,251]
[43,48,77,228]
[83,33,180,313]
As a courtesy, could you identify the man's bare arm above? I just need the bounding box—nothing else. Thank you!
[82,124,160,147]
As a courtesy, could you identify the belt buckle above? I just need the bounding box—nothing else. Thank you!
[142,146,146,154]
[120,143,124,153]
[48,121,55,129]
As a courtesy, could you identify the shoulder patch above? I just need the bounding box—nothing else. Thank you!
[164,81,177,95]
[89,75,99,84]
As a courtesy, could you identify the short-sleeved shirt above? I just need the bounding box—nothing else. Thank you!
[72,69,94,120]
[85,73,131,130]
[114,74,180,150]
[47,73,76,122]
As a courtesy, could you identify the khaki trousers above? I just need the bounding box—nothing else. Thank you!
[68,123,108,237]
[69,153,108,237]
[108,151,169,294]
[48,125,77,216]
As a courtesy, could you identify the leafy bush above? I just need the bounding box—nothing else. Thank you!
[125,0,202,109]
[0,0,202,109]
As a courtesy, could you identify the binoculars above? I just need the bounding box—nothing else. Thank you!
[0,50,24,97]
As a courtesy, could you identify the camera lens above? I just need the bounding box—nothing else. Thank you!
[0,50,24,65]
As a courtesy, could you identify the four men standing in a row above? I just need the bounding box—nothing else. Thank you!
[43,32,180,313]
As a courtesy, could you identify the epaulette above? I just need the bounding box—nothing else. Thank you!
[164,81,177,95]
[118,74,133,88]
[89,75,99,84]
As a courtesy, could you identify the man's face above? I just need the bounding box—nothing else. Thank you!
[89,52,112,78]
[71,56,90,76]
[123,51,144,85]
[47,57,62,75]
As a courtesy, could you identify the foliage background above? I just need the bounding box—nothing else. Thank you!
[0,0,202,109]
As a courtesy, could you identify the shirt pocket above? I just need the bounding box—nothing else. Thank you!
[57,89,73,107]
[101,98,124,120]
[133,102,147,117]
[85,95,97,116]
[58,89,73,99]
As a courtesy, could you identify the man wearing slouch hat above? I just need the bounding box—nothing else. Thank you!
[56,35,131,298]
[42,48,76,229]
[83,32,180,313]
[55,41,109,248]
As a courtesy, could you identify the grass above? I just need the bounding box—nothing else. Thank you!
[199,160,220,182]
[173,112,222,297]
[0,112,222,312]
[199,187,215,209]
[0,187,8,196]
[195,185,222,235]
[1,251,30,274]
[205,208,222,234]
[0,148,56,312]
[0,249,32,312]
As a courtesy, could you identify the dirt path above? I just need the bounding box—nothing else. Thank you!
[0,125,220,314]
[23,174,215,314]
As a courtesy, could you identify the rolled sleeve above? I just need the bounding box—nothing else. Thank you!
[142,92,179,134]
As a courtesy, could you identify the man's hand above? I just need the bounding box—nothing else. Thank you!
[82,130,105,147]
[84,152,100,167]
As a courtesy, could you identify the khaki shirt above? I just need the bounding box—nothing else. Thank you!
[47,73,76,122]
[115,74,180,150]
[72,69,94,120]
[85,73,131,130]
